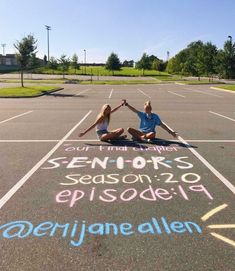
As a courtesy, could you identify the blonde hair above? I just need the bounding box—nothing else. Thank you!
[96,104,111,124]
[144,101,152,111]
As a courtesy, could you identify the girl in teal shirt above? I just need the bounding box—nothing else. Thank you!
[124,100,178,141]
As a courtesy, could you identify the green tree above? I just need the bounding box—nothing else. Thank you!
[28,53,40,72]
[48,57,58,73]
[43,55,47,66]
[166,57,176,74]
[201,42,218,81]
[169,41,210,80]
[71,53,80,74]
[105,52,121,75]
[151,58,166,71]
[136,53,151,75]
[122,60,134,67]
[14,34,37,87]
[58,54,70,78]
[220,39,235,79]
[167,49,188,75]
[186,41,204,80]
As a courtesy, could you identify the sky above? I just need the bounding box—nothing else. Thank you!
[1,0,235,63]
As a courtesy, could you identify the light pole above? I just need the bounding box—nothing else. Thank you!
[84,49,86,74]
[45,25,51,62]
[1,44,6,55]
[228,35,232,43]
[166,51,170,61]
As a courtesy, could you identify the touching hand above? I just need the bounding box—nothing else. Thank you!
[122,99,127,106]
[171,131,178,138]
[78,132,85,137]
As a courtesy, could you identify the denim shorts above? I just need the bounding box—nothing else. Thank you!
[96,129,108,139]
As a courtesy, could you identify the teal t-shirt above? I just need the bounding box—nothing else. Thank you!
[137,112,161,133]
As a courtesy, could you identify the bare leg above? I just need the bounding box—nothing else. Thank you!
[127,127,144,140]
[100,128,125,141]
[140,132,156,140]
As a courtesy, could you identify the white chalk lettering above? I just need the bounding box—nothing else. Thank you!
[91,157,109,169]
[60,173,201,185]
[67,157,88,168]
[42,156,194,170]
[174,157,194,169]
[42,157,66,169]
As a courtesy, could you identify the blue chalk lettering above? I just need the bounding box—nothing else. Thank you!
[104,223,118,235]
[50,222,70,237]
[184,221,202,234]
[120,223,134,236]
[70,220,79,238]
[151,218,162,234]
[170,221,186,233]
[88,223,104,235]
[138,222,155,234]
[161,217,171,234]
[0,221,33,239]
[70,221,86,247]
[33,221,54,237]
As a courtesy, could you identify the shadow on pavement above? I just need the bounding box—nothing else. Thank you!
[42,91,85,98]
[85,138,197,149]
[151,138,197,148]
[85,140,148,149]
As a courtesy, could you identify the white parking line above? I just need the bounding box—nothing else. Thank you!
[209,111,235,122]
[75,88,90,96]
[177,135,235,194]
[137,88,151,98]
[0,111,33,124]
[185,140,235,142]
[109,88,114,99]
[71,139,235,143]
[0,110,92,210]
[0,140,59,142]
[168,91,185,98]
[67,139,235,143]
[0,139,234,143]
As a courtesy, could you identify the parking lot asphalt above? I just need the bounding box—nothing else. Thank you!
[0,83,234,271]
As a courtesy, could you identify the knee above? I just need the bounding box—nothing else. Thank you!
[127,127,132,133]
[148,132,155,139]
[117,128,124,134]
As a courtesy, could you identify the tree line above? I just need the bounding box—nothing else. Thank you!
[167,39,235,80]
[14,34,235,87]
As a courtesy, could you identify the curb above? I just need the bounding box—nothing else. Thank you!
[0,88,64,98]
[210,87,235,93]
[175,82,186,85]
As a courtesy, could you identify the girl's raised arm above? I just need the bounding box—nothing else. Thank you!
[79,116,103,137]
[160,121,178,138]
[125,102,139,113]
[110,101,125,114]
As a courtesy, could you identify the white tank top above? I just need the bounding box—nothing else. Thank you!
[96,120,108,131]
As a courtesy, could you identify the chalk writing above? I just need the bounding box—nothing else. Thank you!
[42,156,193,170]
[64,144,180,154]
[0,217,202,247]
[59,173,201,185]
[55,185,213,206]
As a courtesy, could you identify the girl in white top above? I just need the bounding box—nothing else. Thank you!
[79,102,126,141]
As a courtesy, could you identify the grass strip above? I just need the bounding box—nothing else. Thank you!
[177,80,223,85]
[215,85,235,91]
[0,79,65,84]
[0,85,60,97]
